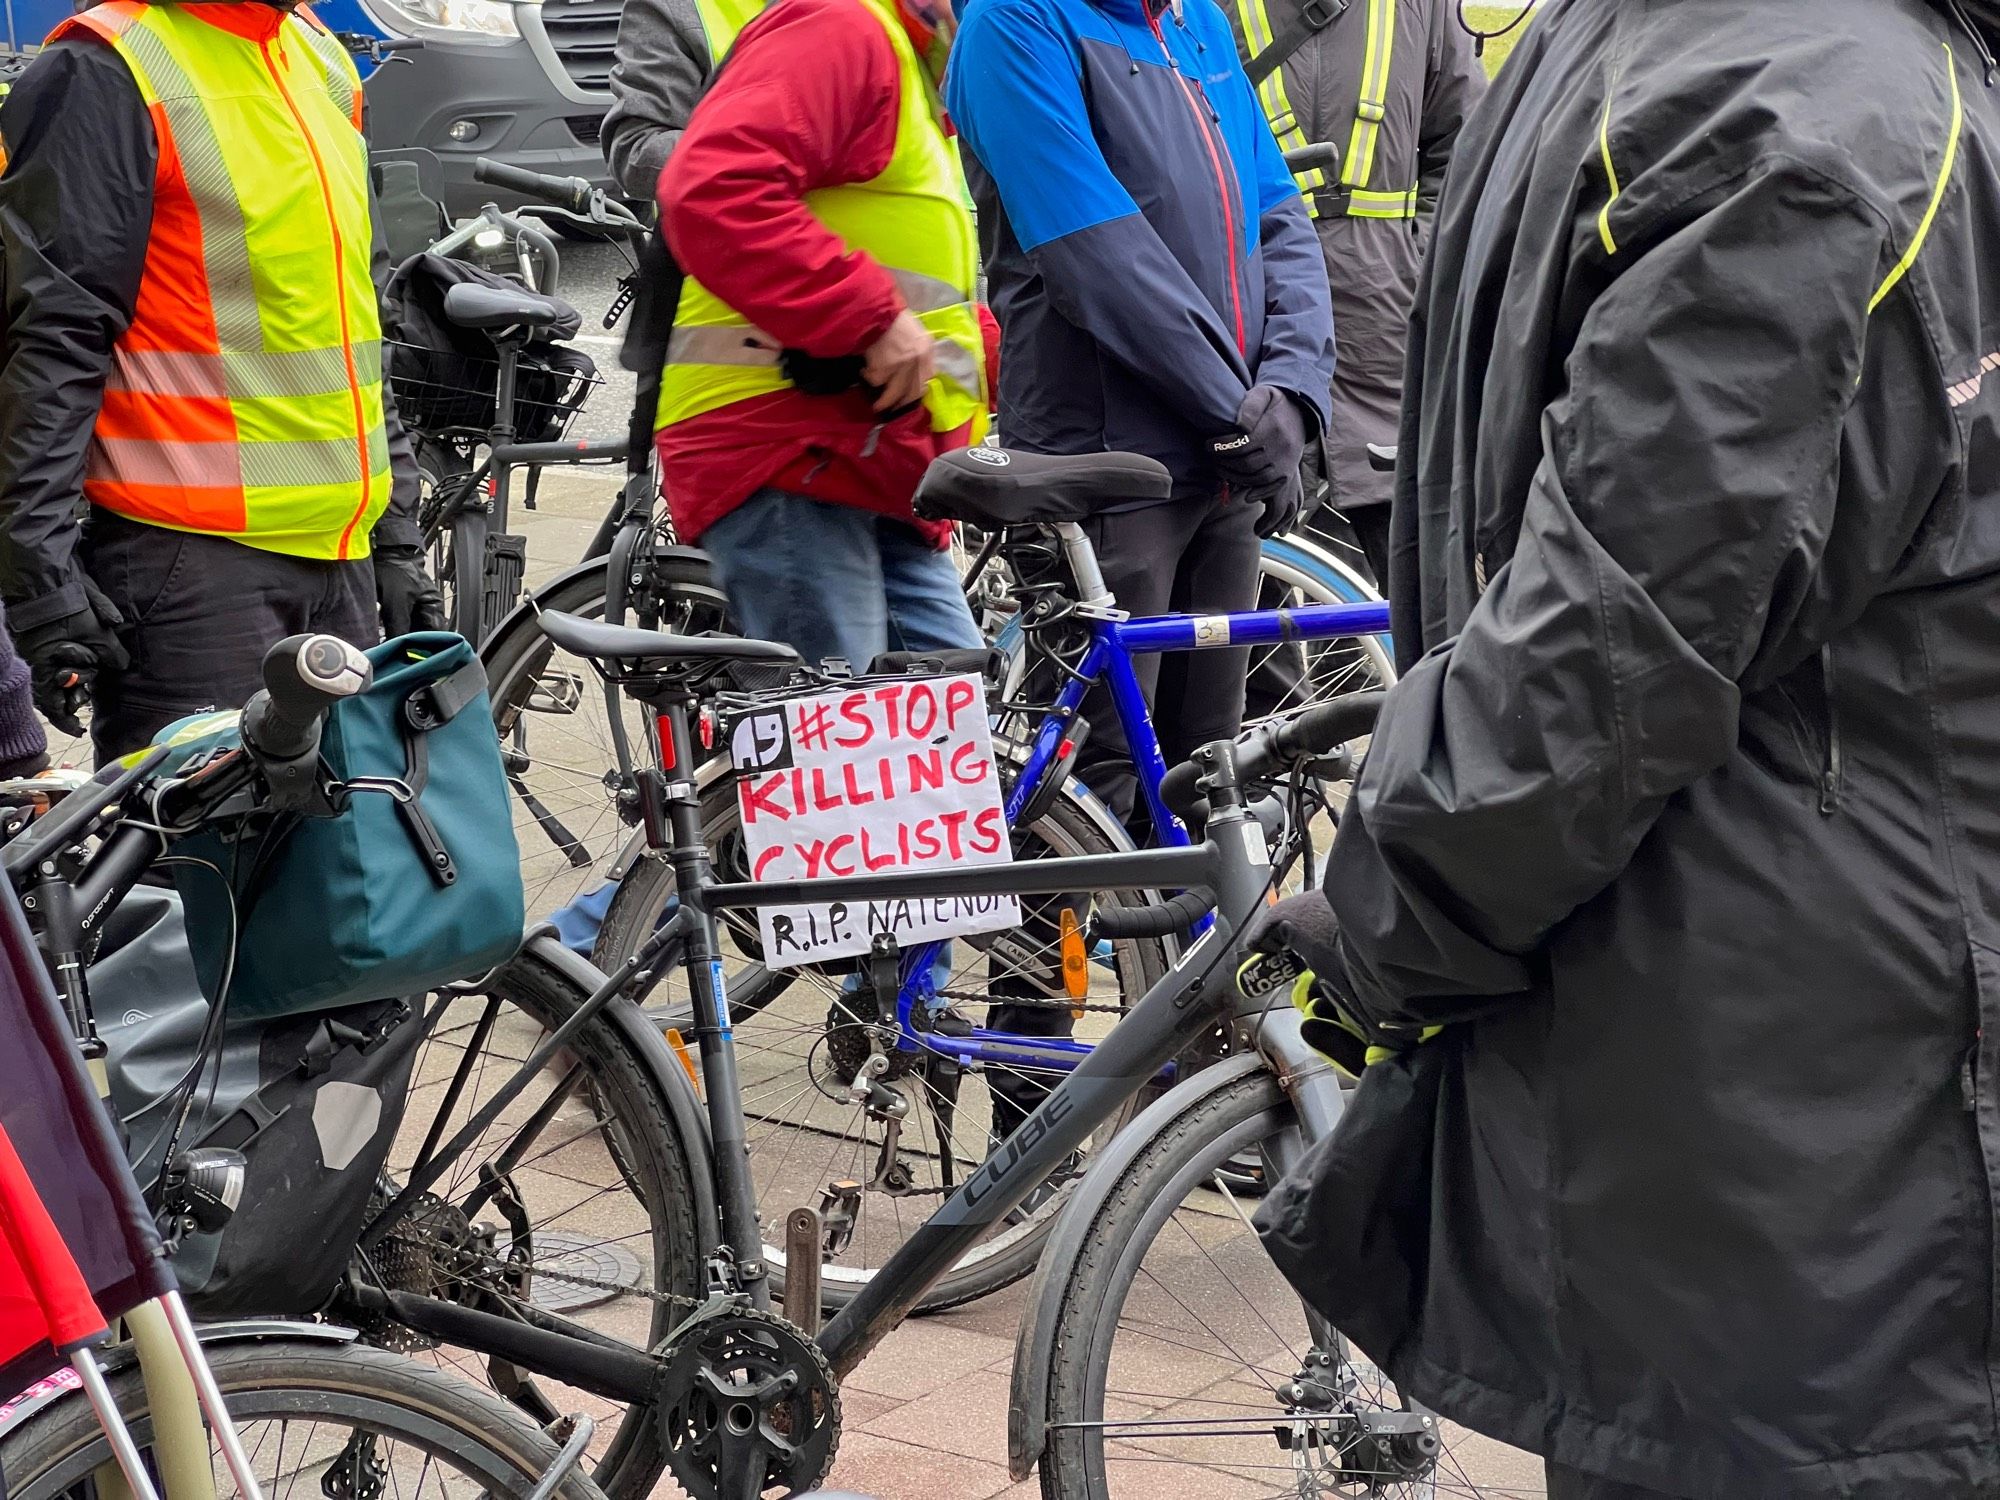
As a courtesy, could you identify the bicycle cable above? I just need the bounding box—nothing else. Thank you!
[1455,0,1531,56]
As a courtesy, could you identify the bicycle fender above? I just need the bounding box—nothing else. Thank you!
[478,545,716,672]
[517,930,722,1253]
[1005,1050,1278,1481]
[0,1322,357,1437]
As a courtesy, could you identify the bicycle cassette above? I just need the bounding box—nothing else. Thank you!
[658,1302,840,1500]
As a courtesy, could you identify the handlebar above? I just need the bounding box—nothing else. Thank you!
[240,635,373,766]
[1160,690,1387,823]
[474,157,595,217]
[1282,142,1340,175]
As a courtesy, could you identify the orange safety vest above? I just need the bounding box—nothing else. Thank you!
[51,0,392,561]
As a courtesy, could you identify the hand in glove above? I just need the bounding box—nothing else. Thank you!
[15,580,130,738]
[1235,890,1439,1074]
[375,546,448,639]
[1211,384,1308,537]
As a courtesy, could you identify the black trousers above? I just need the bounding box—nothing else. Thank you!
[83,512,378,765]
[988,492,1263,1136]
[1345,503,1392,595]
[1546,1462,1681,1499]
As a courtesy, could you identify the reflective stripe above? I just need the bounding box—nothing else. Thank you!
[1595,88,1621,256]
[1345,185,1417,218]
[1233,0,1327,212]
[891,267,970,314]
[113,19,266,354]
[666,327,782,365]
[1870,42,1962,315]
[933,340,982,399]
[107,342,384,399]
[240,430,389,488]
[88,438,242,488]
[294,10,362,127]
[1341,0,1394,189]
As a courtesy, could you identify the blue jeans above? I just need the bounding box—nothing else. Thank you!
[699,489,984,667]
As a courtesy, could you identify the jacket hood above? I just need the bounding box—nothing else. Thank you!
[1933,0,2000,72]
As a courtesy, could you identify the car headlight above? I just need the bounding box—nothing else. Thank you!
[367,0,519,39]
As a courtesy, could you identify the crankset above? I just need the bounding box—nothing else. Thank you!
[657,1300,840,1500]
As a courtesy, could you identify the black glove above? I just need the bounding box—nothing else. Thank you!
[375,546,448,639]
[1211,385,1309,537]
[1236,890,1437,1073]
[15,579,130,739]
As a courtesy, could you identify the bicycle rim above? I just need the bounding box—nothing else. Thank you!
[361,949,702,1499]
[484,550,731,922]
[1,1341,609,1500]
[1042,1070,1545,1500]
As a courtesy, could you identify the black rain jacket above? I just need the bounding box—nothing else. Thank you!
[1258,1,2000,1493]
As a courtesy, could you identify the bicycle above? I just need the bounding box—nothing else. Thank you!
[507,576,1523,1499]
[586,451,1393,1309]
[392,158,649,647]
[4,640,710,1500]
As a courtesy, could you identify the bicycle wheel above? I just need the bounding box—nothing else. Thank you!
[1245,533,1396,726]
[0,1339,611,1500]
[594,774,1174,1313]
[1034,1068,1545,1500]
[481,549,732,923]
[360,943,705,1500]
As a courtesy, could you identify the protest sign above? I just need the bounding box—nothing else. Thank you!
[728,674,1019,968]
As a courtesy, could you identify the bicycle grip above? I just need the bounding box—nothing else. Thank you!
[473,157,593,215]
[1261,690,1388,769]
[241,635,373,765]
[1092,889,1214,940]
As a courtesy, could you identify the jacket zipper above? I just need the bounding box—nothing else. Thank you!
[262,33,373,561]
[1817,643,1844,814]
[1146,8,1247,355]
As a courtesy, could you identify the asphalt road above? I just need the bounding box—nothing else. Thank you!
[541,236,644,444]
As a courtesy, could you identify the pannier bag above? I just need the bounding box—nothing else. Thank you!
[92,885,422,1319]
[168,632,526,1020]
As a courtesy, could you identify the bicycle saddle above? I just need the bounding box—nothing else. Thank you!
[913,447,1172,527]
[442,281,572,332]
[537,611,802,667]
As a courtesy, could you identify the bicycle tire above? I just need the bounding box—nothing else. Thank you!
[594,772,1174,1314]
[446,506,493,643]
[481,551,732,922]
[1033,1067,1543,1499]
[366,943,705,1500]
[0,1339,613,1500]
[414,435,488,642]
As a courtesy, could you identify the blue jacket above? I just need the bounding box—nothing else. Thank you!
[945,0,1335,499]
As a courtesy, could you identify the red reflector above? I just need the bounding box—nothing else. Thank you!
[1058,737,1075,759]
[655,714,677,771]
[699,709,716,750]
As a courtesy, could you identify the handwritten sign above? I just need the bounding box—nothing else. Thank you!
[728,674,1019,967]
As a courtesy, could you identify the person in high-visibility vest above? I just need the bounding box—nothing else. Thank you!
[0,0,442,763]
[1226,0,1484,589]
[602,0,764,200]
[654,0,994,672]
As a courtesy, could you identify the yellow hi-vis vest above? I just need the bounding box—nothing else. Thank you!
[655,0,988,439]
[52,1,392,561]
[693,0,762,65]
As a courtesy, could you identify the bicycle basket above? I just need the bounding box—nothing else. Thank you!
[164,633,527,1021]
[388,340,601,442]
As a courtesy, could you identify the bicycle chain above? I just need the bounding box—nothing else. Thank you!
[935,988,1127,1016]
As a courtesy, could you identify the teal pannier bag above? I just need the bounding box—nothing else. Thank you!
[168,633,526,1020]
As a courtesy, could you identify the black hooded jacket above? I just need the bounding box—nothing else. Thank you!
[1257,0,2000,1493]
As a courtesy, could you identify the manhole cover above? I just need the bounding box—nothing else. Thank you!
[528,1233,646,1313]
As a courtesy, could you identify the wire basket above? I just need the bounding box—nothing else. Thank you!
[387,340,603,442]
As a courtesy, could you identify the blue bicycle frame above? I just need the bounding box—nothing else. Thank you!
[883,594,1390,1075]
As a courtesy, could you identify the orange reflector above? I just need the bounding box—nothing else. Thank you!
[665,1026,702,1097]
[1060,907,1089,1013]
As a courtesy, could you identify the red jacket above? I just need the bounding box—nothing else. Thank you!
[656,0,997,546]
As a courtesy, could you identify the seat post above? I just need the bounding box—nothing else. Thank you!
[1052,521,1116,611]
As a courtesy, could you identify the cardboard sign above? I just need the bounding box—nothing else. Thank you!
[728,674,1019,967]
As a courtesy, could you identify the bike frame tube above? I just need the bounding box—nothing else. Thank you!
[847,596,1391,1074]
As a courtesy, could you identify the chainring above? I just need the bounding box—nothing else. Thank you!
[658,1304,840,1500]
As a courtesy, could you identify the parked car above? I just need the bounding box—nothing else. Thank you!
[0,0,614,216]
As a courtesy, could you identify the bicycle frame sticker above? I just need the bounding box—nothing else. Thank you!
[726,674,1020,965]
